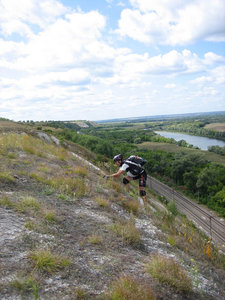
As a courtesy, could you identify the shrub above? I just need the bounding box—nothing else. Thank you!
[145,254,192,292]
[167,200,178,216]
[109,275,155,300]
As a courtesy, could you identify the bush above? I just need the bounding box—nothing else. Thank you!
[167,200,178,216]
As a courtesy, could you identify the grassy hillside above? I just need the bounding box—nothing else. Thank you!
[0,122,225,299]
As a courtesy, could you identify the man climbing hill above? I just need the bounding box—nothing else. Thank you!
[105,154,147,204]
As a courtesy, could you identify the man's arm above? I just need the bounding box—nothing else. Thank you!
[108,169,124,178]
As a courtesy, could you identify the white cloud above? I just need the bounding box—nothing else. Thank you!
[165,83,176,89]
[0,0,224,121]
[117,0,225,45]
[204,52,225,65]
[0,0,67,37]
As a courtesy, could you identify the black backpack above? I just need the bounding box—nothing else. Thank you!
[127,155,147,166]
[124,155,146,176]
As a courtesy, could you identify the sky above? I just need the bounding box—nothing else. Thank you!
[0,0,225,121]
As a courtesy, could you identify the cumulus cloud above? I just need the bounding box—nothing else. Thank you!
[0,0,224,120]
[117,0,225,45]
[0,0,67,38]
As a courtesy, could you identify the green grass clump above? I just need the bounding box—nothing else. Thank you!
[109,275,155,300]
[16,197,41,214]
[43,210,58,223]
[11,276,39,296]
[88,234,102,245]
[145,254,192,292]
[0,172,15,183]
[95,196,110,208]
[0,196,14,208]
[24,220,36,231]
[111,218,141,246]
[28,249,71,273]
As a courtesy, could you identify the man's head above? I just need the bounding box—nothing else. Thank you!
[113,154,123,166]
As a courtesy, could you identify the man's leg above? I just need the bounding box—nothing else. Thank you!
[123,176,132,192]
[139,172,147,204]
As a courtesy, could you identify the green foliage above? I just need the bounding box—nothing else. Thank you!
[167,200,178,216]
[11,276,39,299]
[208,187,225,217]
[208,145,225,156]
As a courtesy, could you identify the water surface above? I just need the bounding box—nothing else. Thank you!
[155,131,225,151]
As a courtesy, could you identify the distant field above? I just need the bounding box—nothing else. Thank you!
[205,123,225,132]
[138,142,225,166]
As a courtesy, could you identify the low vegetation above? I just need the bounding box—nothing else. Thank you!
[28,249,71,273]
[0,119,224,300]
[110,217,141,247]
[108,275,155,300]
[145,254,192,292]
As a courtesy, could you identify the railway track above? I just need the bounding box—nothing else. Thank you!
[147,176,225,247]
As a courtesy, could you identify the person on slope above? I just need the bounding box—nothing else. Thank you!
[105,154,147,204]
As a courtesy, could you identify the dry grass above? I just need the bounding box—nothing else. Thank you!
[108,275,155,300]
[119,198,139,215]
[205,123,225,132]
[110,218,141,246]
[30,172,86,198]
[16,196,42,214]
[145,254,192,293]
[95,196,110,208]
[88,234,102,245]
[72,166,88,177]
[0,133,72,161]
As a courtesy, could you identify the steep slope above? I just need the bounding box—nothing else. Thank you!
[0,125,224,300]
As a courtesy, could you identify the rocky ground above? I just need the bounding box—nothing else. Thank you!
[0,129,224,299]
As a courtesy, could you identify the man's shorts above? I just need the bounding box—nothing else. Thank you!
[133,170,147,187]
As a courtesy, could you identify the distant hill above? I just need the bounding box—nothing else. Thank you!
[97,111,225,123]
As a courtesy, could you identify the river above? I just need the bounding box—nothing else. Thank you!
[155,131,225,151]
